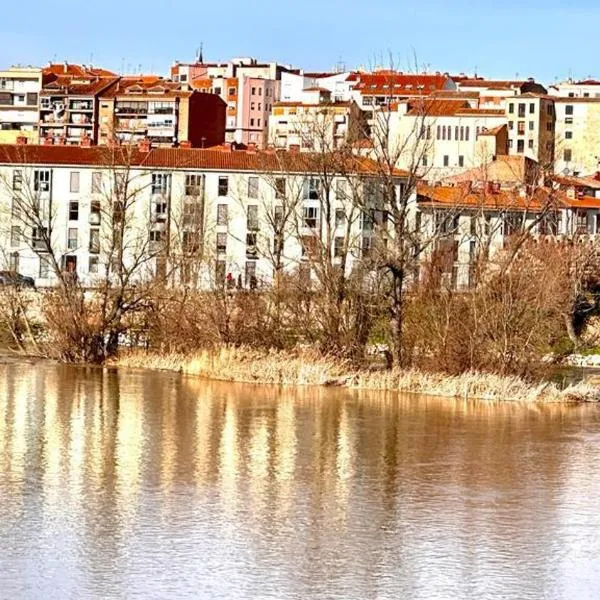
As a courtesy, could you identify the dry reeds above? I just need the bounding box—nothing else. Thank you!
[112,346,600,403]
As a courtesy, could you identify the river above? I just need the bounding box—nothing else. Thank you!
[1,361,600,599]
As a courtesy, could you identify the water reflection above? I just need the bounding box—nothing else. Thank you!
[1,361,600,599]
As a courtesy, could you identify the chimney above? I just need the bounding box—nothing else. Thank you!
[179,140,192,149]
[80,135,92,147]
[16,135,28,146]
[43,136,54,146]
[289,144,300,153]
[138,138,151,153]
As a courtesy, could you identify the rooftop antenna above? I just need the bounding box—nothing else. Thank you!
[89,52,94,67]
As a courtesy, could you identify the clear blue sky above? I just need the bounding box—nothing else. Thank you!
[3,0,599,84]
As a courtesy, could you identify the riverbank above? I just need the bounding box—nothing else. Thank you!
[111,347,600,403]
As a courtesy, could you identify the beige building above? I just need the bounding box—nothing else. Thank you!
[553,97,600,176]
[269,90,367,151]
[505,94,555,168]
[0,66,43,144]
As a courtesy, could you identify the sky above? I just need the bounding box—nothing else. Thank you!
[3,0,600,84]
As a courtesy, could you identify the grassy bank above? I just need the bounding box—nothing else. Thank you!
[112,346,600,403]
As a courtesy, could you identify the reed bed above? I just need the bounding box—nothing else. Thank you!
[113,346,600,403]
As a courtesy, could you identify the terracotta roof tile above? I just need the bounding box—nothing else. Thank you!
[0,144,407,177]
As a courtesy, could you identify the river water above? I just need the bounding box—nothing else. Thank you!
[1,361,600,599]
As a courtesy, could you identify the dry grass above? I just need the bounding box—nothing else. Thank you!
[112,346,600,403]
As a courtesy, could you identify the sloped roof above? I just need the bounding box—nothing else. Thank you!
[444,156,537,186]
[0,144,408,176]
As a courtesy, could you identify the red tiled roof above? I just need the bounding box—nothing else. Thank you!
[0,144,407,176]
[101,77,190,98]
[42,77,119,96]
[353,72,450,95]
[551,174,600,190]
[405,99,470,117]
[561,195,600,209]
[458,79,529,89]
[417,183,554,212]
[43,63,116,78]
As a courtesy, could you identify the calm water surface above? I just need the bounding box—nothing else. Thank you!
[1,361,600,599]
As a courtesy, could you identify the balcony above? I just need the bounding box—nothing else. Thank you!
[69,101,93,111]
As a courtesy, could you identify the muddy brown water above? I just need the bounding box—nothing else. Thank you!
[1,361,600,599]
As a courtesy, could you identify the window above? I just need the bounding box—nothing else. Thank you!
[335,209,346,228]
[546,122,553,132]
[32,227,47,250]
[245,261,257,287]
[34,170,50,192]
[305,178,320,200]
[69,201,79,221]
[508,121,514,130]
[303,206,319,229]
[517,139,524,153]
[218,176,228,197]
[565,105,574,116]
[185,173,203,196]
[213,87,222,96]
[151,173,170,195]
[528,139,534,149]
[565,131,573,139]
[275,177,286,199]
[508,103,514,114]
[248,176,259,199]
[89,228,100,253]
[247,205,259,230]
[10,225,20,247]
[70,171,80,193]
[91,171,102,194]
[149,230,165,244]
[216,232,227,254]
[529,121,535,131]
[458,155,464,167]
[251,102,255,110]
[251,87,256,95]
[90,200,101,225]
[228,87,236,96]
[257,119,261,127]
[455,126,459,140]
[274,206,283,229]
[89,256,99,273]
[564,149,572,162]
[334,236,345,258]
[39,256,51,278]
[518,103,526,118]
[258,88,262,96]
[250,118,255,126]
[436,125,441,140]
[8,252,19,272]
[518,121,525,135]
[217,203,228,225]
[465,127,469,141]
[529,103,535,114]
[67,227,78,250]
[12,170,22,191]
[422,156,428,167]
[362,236,372,258]
[246,232,258,258]
[443,155,449,167]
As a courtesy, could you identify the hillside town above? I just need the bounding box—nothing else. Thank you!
[1,54,600,293]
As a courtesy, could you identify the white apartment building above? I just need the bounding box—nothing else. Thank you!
[549,79,600,99]
[0,143,401,288]
[377,98,507,181]
[455,78,548,109]
[280,71,355,103]
[0,67,43,144]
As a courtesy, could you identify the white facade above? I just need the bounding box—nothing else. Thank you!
[0,67,42,144]
[0,146,396,288]
[549,80,600,99]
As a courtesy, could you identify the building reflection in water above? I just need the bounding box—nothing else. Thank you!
[1,362,600,598]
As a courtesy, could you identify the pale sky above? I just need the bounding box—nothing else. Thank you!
[3,0,599,84]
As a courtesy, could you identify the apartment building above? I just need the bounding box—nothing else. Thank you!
[269,90,367,150]
[505,95,555,167]
[549,79,600,98]
[172,57,298,147]
[97,76,226,147]
[455,78,547,108]
[0,67,43,144]
[378,98,507,180]
[350,71,457,111]
[39,64,118,145]
[279,70,355,102]
[553,97,600,176]
[0,142,403,288]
